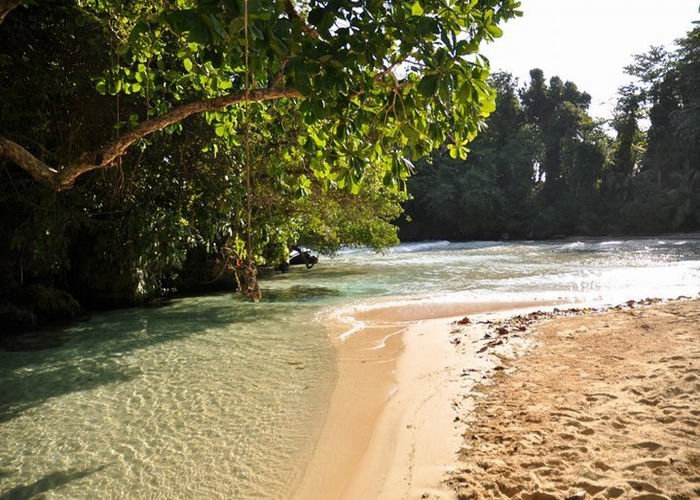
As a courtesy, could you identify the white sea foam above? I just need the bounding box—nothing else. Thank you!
[316,239,700,340]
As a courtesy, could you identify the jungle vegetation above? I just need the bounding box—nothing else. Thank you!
[401,26,700,240]
[0,0,520,329]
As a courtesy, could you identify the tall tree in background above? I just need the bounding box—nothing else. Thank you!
[521,69,592,205]
[605,85,643,202]
[402,72,540,240]
[402,25,699,241]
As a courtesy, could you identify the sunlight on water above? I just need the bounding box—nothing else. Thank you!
[0,297,335,499]
[1,237,699,498]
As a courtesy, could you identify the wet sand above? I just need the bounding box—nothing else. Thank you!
[449,298,700,499]
[292,300,555,500]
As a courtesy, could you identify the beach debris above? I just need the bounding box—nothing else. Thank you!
[479,339,504,353]
[451,337,462,345]
[460,299,670,357]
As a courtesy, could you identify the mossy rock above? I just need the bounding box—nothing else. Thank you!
[20,285,82,322]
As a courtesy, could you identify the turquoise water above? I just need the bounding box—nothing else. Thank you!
[1,238,699,498]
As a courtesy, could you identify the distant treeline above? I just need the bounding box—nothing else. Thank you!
[401,27,699,241]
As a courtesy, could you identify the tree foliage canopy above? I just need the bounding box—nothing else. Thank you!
[1,0,521,191]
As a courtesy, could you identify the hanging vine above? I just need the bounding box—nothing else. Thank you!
[238,0,262,302]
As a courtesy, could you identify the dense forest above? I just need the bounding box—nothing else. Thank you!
[0,0,519,331]
[401,26,700,240]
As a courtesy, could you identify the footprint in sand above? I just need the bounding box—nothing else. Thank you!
[585,392,618,403]
[624,458,670,471]
[633,441,663,451]
[593,460,613,472]
[660,355,685,362]
[637,397,660,406]
[605,485,626,498]
[611,418,628,430]
[574,481,606,495]
[628,480,663,494]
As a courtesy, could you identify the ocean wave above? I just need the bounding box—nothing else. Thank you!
[388,241,451,253]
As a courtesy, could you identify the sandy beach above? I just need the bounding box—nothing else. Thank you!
[292,300,556,500]
[292,297,699,500]
[449,298,700,500]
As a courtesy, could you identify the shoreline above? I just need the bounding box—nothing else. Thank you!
[291,295,699,500]
[6,232,699,345]
[291,299,562,500]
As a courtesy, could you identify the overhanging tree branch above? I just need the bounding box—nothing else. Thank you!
[0,87,302,191]
[0,0,21,25]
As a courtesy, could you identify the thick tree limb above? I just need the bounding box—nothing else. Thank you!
[0,0,21,25]
[0,87,302,191]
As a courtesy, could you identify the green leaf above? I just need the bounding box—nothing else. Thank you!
[218,79,233,90]
[486,24,503,38]
[418,74,439,98]
[411,1,424,16]
[448,144,458,159]
[183,58,193,72]
[214,125,226,137]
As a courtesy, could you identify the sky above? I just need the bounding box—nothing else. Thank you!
[482,0,699,119]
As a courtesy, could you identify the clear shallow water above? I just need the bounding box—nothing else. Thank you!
[1,237,699,498]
